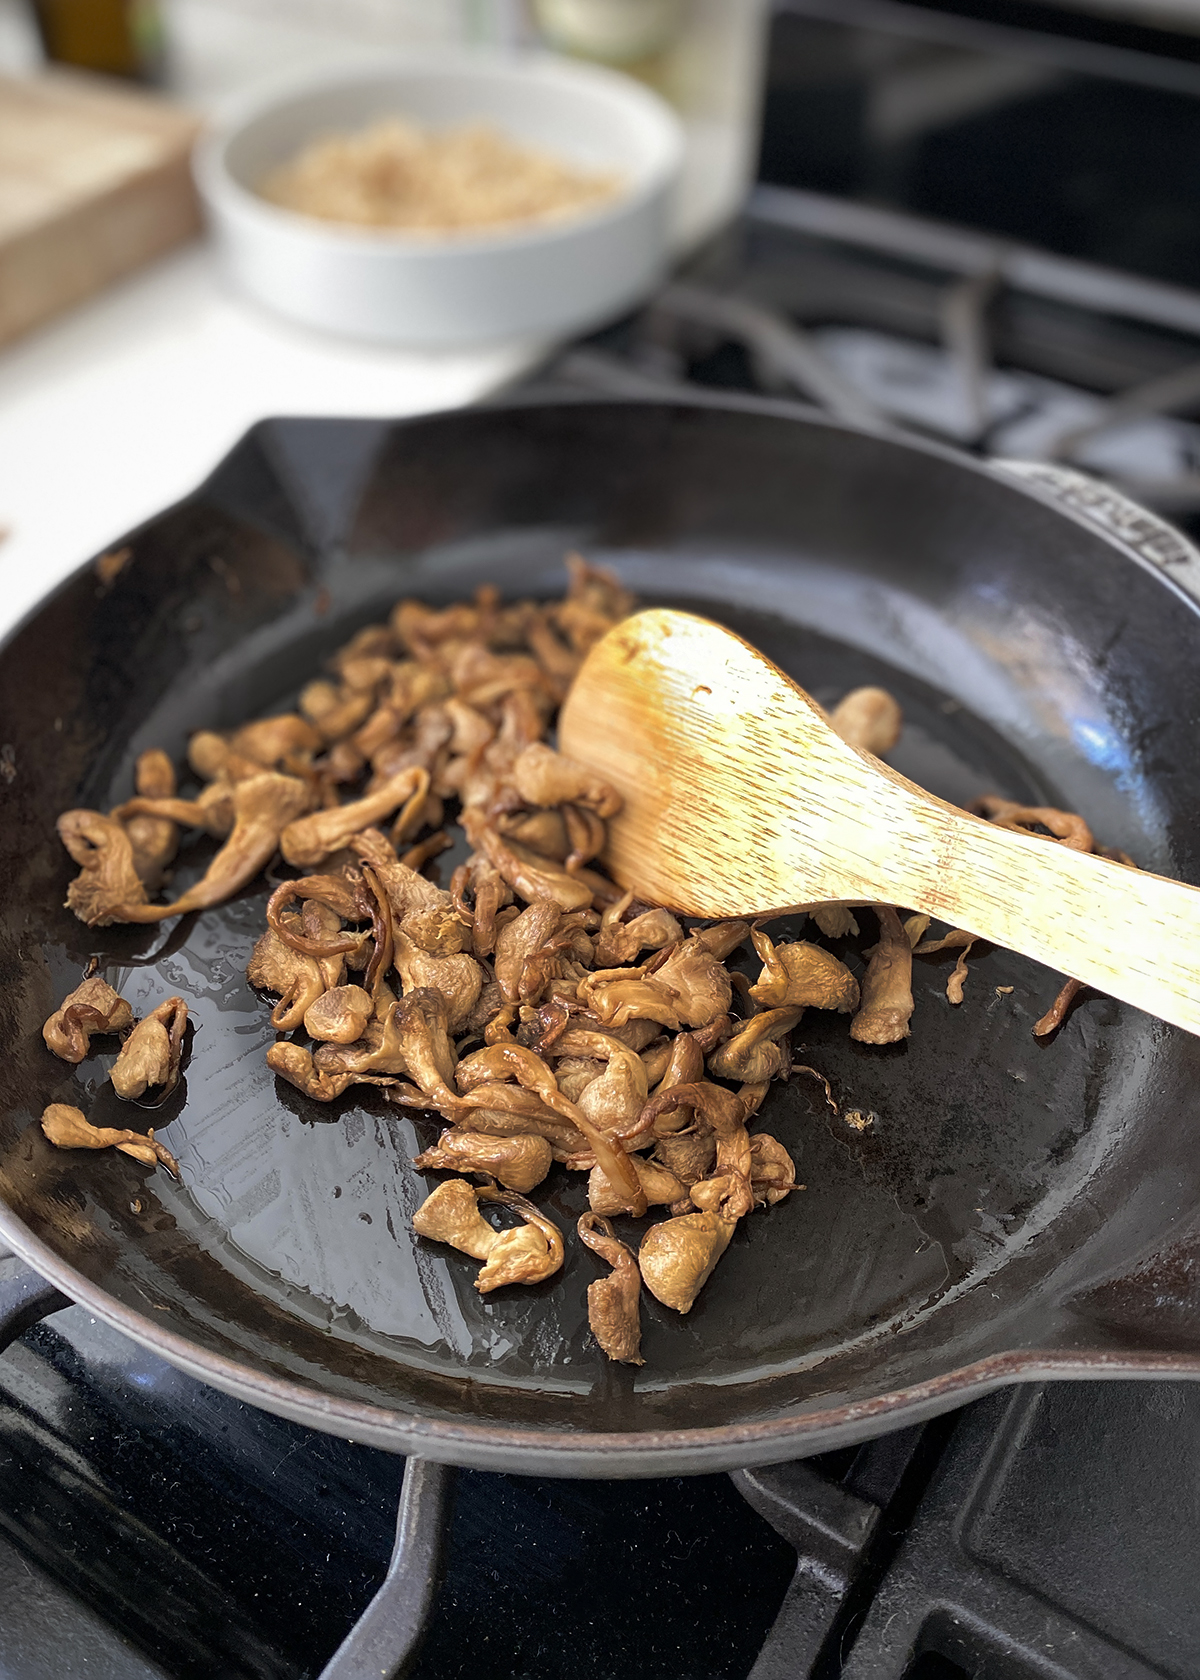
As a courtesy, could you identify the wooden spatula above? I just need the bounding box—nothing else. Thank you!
[559,607,1200,1036]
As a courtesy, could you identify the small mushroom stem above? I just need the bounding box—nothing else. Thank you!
[578,1212,643,1364]
[851,906,915,1045]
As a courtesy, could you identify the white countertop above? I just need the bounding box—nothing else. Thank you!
[0,0,545,638]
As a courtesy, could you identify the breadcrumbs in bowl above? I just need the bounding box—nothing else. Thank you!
[260,117,624,237]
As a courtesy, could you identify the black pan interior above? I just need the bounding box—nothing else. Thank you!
[2,399,1199,1462]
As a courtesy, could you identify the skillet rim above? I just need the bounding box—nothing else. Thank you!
[4,392,1200,1475]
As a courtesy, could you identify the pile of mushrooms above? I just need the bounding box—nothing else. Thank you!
[42,557,1117,1365]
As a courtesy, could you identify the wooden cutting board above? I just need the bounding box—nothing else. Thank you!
[0,69,201,349]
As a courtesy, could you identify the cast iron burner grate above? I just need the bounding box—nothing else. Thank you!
[2,1251,1197,1680]
[531,183,1200,526]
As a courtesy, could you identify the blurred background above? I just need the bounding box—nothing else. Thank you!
[8,0,1200,613]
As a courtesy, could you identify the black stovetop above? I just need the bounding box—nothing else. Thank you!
[3,1246,1198,1680]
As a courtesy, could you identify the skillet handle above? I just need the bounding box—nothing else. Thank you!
[989,459,1200,598]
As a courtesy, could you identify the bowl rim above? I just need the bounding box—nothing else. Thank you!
[193,48,685,260]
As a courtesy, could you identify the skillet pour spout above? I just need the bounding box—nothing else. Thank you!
[1,397,1199,1478]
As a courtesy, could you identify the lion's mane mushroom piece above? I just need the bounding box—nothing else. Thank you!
[413,1130,553,1194]
[748,929,860,1012]
[635,1081,754,1223]
[543,1027,649,1132]
[58,809,149,926]
[348,831,466,957]
[471,825,594,912]
[811,905,860,939]
[593,890,683,968]
[281,767,429,868]
[493,899,564,1004]
[123,749,179,890]
[391,930,483,1035]
[304,984,374,1045]
[707,1007,803,1084]
[829,687,903,755]
[851,906,916,1044]
[975,797,1094,853]
[229,713,323,769]
[110,773,313,924]
[638,1210,735,1314]
[511,742,622,817]
[648,923,751,1028]
[40,1103,179,1176]
[43,977,133,1063]
[578,1213,643,1365]
[749,1134,796,1207]
[110,997,188,1101]
[587,1154,685,1217]
[450,1040,646,1215]
[247,925,328,1032]
[267,1040,398,1102]
[411,1178,564,1292]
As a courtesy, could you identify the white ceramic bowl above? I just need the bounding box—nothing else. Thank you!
[193,52,684,348]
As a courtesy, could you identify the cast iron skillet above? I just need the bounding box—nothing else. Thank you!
[2,396,1200,1478]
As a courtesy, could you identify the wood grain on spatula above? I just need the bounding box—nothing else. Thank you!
[559,607,1200,1037]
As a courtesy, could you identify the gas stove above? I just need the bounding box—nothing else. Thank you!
[8,5,1200,1676]
[3,1245,1198,1680]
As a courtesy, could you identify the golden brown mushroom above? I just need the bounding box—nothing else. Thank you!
[912,926,977,1004]
[592,890,683,968]
[587,1153,685,1217]
[43,977,133,1064]
[110,997,188,1101]
[40,1102,179,1176]
[851,906,915,1045]
[638,1211,735,1314]
[975,797,1093,853]
[230,714,323,768]
[810,905,860,939]
[1033,976,1087,1037]
[649,924,749,1028]
[267,1040,399,1102]
[103,772,312,924]
[510,742,622,817]
[391,930,482,1035]
[493,899,564,1004]
[748,1134,796,1207]
[829,687,903,755]
[280,767,428,868]
[472,824,593,913]
[123,749,179,890]
[58,809,148,926]
[303,984,374,1044]
[411,1178,563,1291]
[706,1007,803,1084]
[247,925,328,1032]
[748,928,860,1012]
[578,1212,643,1364]
[413,1130,552,1194]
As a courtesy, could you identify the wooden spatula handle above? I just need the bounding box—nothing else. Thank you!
[912,812,1200,1035]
